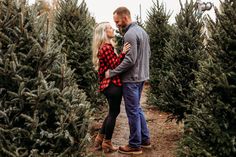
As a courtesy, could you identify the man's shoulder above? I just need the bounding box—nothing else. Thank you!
[124,30,134,37]
[124,25,147,39]
[124,25,139,38]
[124,31,136,43]
[127,24,139,32]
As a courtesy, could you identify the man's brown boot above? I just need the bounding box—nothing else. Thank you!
[102,139,118,153]
[141,139,152,149]
[94,133,104,150]
[118,145,142,155]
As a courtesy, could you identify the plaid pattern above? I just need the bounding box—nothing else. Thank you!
[98,43,126,92]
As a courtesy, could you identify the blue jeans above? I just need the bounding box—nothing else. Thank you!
[123,82,150,148]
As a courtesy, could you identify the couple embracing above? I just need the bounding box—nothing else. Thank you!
[92,7,151,155]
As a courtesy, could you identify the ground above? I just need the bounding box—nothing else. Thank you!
[87,85,183,157]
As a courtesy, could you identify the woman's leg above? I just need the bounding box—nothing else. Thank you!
[103,83,122,140]
[100,117,107,134]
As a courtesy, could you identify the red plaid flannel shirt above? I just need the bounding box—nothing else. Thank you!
[98,43,126,92]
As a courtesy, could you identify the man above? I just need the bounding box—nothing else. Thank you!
[105,7,151,155]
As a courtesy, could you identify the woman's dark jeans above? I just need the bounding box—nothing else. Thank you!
[100,83,122,140]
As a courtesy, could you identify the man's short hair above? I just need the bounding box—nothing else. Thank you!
[113,7,131,17]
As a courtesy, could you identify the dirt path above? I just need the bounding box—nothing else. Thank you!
[88,85,183,157]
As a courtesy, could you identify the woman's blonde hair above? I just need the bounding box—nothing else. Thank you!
[92,22,115,71]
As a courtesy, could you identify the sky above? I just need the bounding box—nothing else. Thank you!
[29,0,220,27]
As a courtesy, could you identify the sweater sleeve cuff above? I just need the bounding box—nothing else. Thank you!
[109,69,116,78]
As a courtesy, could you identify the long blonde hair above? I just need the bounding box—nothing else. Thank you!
[92,22,115,71]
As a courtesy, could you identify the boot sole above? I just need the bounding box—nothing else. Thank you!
[141,145,152,149]
[103,148,118,153]
[118,149,143,155]
[94,145,102,151]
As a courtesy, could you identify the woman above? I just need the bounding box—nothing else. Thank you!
[92,22,130,153]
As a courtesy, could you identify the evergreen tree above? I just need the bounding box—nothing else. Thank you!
[157,0,205,122]
[53,0,104,107]
[145,0,172,106]
[0,1,91,156]
[178,0,236,156]
[114,29,124,55]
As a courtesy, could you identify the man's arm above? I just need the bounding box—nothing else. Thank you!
[108,34,137,78]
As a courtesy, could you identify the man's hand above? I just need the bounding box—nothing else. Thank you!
[105,70,110,78]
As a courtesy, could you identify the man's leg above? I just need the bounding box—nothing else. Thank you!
[137,82,150,143]
[123,82,142,148]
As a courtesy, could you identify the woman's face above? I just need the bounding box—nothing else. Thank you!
[105,24,114,39]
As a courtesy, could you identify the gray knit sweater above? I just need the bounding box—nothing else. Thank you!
[109,22,151,83]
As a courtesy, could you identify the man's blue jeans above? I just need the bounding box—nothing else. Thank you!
[123,82,150,148]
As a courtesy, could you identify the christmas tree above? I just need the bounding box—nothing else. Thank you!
[0,0,91,156]
[145,0,172,106]
[53,0,104,107]
[178,0,236,156]
[157,0,205,122]
[114,29,124,56]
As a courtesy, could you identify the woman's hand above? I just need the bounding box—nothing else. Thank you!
[122,42,131,53]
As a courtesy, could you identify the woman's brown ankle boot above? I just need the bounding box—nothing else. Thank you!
[94,133,104,150]
[102,139,118,153]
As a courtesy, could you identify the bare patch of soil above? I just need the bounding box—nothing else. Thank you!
[87,85,183,157]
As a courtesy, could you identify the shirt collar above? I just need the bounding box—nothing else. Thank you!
[124,22,137,33]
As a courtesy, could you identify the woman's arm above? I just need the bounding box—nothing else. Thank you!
[118,42,131,60]
[100,44,129,70]
[108,34,137,78]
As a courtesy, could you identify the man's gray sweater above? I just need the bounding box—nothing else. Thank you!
[109,22,151,83]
